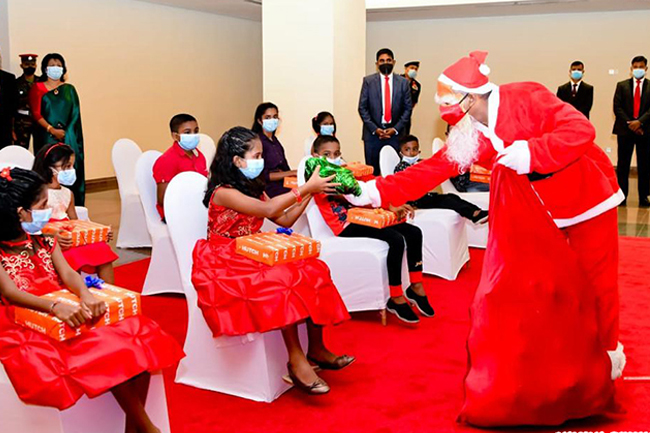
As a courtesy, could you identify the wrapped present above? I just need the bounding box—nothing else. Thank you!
[236,229,321,266]
[43,220,111,247]
[345,162,374,179]
[304,157,362,196]
[14,285,141,342]
[469,164,491,184]
[347,208,405,229]
[283,176,298,188]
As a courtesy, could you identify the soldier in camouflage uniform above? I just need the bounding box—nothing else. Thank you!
[14,54,39,149]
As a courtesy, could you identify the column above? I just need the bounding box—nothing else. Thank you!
[262,0,366,166]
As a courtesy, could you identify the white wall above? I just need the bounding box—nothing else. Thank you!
[7,0,262,179]
[0,0,9,69]
[367,10,650,162]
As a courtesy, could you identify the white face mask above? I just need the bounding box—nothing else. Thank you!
[326,156,343,166]
[401,154,420,165]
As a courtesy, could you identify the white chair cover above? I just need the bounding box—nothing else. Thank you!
[298,157,409,313]
[112,139,152,248]
[165,172,305,402]
[197,133,216,168]
[303,135,316,157]
[379,145,401,177]
[0,365,170,433]
[135,151,183,295]
[432,138,489,248]
[0,146,34,169]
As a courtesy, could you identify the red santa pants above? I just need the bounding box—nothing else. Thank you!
[561,208,619,350]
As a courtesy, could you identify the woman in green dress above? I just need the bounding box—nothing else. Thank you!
[29,53,85,205]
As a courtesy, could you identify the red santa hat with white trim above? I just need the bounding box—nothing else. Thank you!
[438,50,494,95]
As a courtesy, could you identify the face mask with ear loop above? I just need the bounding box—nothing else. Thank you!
[438,93,472,126]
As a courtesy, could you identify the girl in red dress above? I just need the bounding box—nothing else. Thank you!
[0,167,183,433]
[33,143,118,283]
[191,126,353,395]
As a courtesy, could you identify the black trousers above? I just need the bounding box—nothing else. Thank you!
[411,192,480,219]
[339,222,422,287]
[617,134,650,200]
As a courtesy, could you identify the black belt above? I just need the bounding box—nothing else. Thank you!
[527,172,552,182]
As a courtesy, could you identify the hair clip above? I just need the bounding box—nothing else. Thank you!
[44,142,69,158]
[276,227,294,236]
[0,167,12,181]
[84,275,106,289]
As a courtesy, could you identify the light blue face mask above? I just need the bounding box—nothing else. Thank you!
[57,168,77,186]
[46,66,64,81]
[326,156,343,166]
[262,118,279,133]
[239,158,265,179]
[570,70,583,81]
[320,125,335,136]
[633,68,646,80]
[401,154,420,165]
[21,208,53,235]
[178,134,200,151]
[407,69,418,79]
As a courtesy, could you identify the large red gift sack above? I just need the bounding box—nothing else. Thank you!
[458,166,615,427]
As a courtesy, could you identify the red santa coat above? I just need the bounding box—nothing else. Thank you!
[374,82,623,227]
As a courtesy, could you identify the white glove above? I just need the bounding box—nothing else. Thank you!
[496,140,531,175]
[344,180,382,208]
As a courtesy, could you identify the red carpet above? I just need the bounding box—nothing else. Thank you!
[114,237,650,433]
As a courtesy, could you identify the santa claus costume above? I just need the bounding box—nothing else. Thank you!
[361,51,625,427]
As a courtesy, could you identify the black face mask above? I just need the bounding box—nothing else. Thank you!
[23,67,36,76]
[379,63,394,76]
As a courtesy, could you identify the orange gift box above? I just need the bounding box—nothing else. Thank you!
[235,232,321,266]
[348,208,405,229]
[345,162,374,179]
[469,164,491,184]
[43,220,111,247]
[283,177,298,188]
[14,285,141,342]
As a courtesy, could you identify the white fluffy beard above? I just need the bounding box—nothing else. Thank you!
[444,115,481,173]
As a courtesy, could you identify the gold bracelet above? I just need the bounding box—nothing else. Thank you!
[47,125,52,133]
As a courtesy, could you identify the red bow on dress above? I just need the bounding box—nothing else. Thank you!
[0,167,12,181]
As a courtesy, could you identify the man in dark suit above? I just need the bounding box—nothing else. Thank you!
[613,55,650,207]
[0,51,17,149]
[358,48,413,174]
[557,60,594,119]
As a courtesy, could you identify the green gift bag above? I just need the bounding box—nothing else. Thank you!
[304,157,362,196]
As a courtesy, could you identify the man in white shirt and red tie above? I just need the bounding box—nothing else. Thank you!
[614,55,650,207]
[358,48,413,174]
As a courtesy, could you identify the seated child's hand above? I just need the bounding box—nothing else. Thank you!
[80,292,107,318]
[52,302,91,328]
[56,231,74,250]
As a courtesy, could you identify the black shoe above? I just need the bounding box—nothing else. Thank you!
[386,298,420,324]
[470,210,489,224]
[404,286,435,318]
[640,199,650,208]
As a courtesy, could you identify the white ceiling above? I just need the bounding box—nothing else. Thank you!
[134,0,650,22]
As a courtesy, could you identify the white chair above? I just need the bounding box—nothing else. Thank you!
[112,139,152,248]
[135,151,183,295]
[165,172,306,402]
[197,133,216,168]
[304,136,315,157]
[298,157,411,322]
[379,145,470,280]
[0,364,170,433]
[379,145,401,178]
[432,138,489,248]
[0,145,34,169]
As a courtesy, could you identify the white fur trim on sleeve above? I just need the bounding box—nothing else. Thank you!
[608,342,626,380]
[366,179,383,208]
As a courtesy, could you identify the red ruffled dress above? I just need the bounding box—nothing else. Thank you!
[48,187,118,273]
[0,235,184,410]
[191,189,350,337]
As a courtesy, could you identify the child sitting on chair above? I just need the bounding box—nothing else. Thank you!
[311,134,434,325]
[0,167,183,433]
[395,135,488,224]
[191,126,354,395]
[33,143,118,283]
[153,113,208,221]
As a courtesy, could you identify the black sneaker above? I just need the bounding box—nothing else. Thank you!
[386,298,420,324]
[405,286,435,318]
[470,210,489,225]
